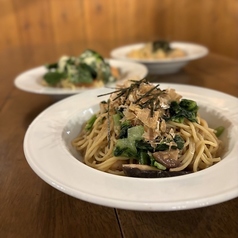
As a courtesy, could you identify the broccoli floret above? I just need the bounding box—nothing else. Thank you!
[78,49,113,84]
[43,71,66,86]
[69,63,96,84]
[43,49,114,86]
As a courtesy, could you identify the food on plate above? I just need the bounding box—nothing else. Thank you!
[127,40,186,60]
[72,78,223,178]
[42,49,121,89]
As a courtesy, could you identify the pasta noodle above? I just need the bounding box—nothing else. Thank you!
[167,119,221,172]
[72,79,223,177]
[127,41,186,60]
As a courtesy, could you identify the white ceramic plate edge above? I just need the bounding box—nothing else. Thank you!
[14,59,148,96]
[110,42,209,64]
[23,83,238,211]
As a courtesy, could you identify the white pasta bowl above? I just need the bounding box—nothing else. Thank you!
[23,83,238,211]
[110,42,209,74]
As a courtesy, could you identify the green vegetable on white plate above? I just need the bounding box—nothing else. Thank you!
[43,49,117,87]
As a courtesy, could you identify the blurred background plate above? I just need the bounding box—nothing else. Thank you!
[111,42,208,75]
[14,59,148,99]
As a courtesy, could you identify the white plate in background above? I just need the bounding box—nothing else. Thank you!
[111,42,208,74]
[14,59,148,97]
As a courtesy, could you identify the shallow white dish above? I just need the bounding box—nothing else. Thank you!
[111,42,208,74]
[23,84,238,211]
[14,59,148,98]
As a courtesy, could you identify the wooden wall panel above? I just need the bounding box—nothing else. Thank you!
[11,1,56,63]
[82,0,116,53]
[0,0,237,69]
[0,0,20,49]
[49,0,86,54]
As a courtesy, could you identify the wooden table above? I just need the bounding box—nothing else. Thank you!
[0,48,238,238]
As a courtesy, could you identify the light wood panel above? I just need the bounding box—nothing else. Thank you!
[0,0,237,67]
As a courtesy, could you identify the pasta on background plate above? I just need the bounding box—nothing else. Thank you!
[72,79,223,178]
[127,40,186,60]
[42,49,120,89]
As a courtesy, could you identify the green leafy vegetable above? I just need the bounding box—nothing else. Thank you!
[127,125,144,141]
[135,135,184,153]
[214,126,225,137]
[152,40,171,53]
[112,113,121,127]
[173,135,185,150]
[114,138,137,157]
[150,155,166,170]
[85,114,97,131]
[79,49,104,62]
[166,99,198,123]
[69,63,95,84]
[45,62,58,69]
[114,125,144,157]
[79,49,114,84]
[43,71,66,86]
[135,140,154,152]
[118,121,132,139]
[43,49,116,87]
[179,99,198,112]
[155,142,170,151]
[153,161,167,170]
[138,151,150,165]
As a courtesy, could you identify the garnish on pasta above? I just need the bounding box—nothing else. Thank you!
[72,79,223,178]
[127,40,186,60]
[42,49,120,89]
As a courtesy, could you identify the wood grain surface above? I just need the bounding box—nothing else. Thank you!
[0,44,238,237]
[0,0,237,61]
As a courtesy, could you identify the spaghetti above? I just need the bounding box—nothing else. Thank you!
[72,79,222,177]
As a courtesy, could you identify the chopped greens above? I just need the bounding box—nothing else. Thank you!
[152,160,167,170]
[127,125,144,141]
[85,114,97,131]
[79,49,113,84]
[73,78,224,178]
[173,135,185,150]
[214,126,225,137]
[43,71,66,86]
[118,121,132,139]
[108,79,192,168]
[45,62,58,70]
[165,99,198,123]
[152,40,172,53]
[114,125,144,157]
[43,49,117,86]
[113,119,185,170]
[138,151,150,165]
[114,138,137,157]
[112,113,121,127]
[69,63,95,84]
[135,135,185,153]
